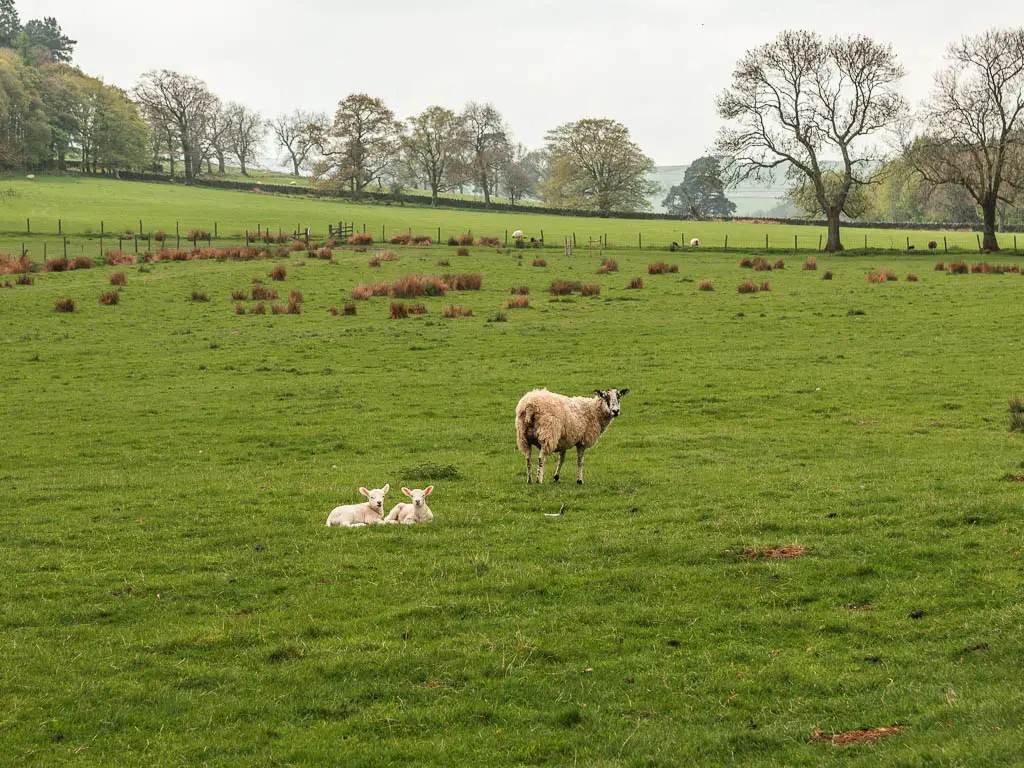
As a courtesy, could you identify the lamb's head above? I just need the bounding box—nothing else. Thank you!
[359,484,390,514]
[402,486,433,510]
[594,388,629,419]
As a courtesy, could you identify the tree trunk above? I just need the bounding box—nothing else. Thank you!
[482,175,491,208]
[431,187,439,206]
[981,197,1000,251]
[292,156,300,176]
[240,156,248,176]
[824,209,844,253]
[206,159,213,175]
[217,153,226,175]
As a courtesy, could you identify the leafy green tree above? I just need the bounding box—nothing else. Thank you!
[311,93,403,196]
[541,118,658,213]
[0,48,50,168]
[462,102,509,207]
[24,17,75,63]
[662,156,736,218]
[0,0,19,48]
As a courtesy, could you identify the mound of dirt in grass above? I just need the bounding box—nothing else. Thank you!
[740,545,807,560]
[810,726,903,745]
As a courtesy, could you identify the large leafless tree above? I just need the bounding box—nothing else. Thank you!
[133,70,217,184]
[715,30,907,251]
[403,106,469,206]
[270,110,326,176]
[462,101,509,207]
[311,93,403,195]
[225,102,265,177]
[202,100,232,176]
[908,28,1024,251]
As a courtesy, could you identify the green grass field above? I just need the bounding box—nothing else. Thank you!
[2,226,1023,765]
[0,175,1020,254]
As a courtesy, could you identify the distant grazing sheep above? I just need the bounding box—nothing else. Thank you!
[384,487,435,524]
[515,388,629,485]
[325,485,390,527]
[690,238,700,247]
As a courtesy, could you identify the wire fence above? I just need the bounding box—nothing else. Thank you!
[2,217,1022,256]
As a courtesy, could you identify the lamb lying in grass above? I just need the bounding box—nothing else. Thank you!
[325,485,389,527]
[384,487,434,524]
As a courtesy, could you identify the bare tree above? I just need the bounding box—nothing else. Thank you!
[715,31,907,251]
[501,143,542,205]
[908,28,1024,251]
[310,93,403,195]
[462,101,509,207]
[132,70,217,184]
[225,103,265,177]
[270,110,326,176]
[202,100,232,176]
[402,106,469,206]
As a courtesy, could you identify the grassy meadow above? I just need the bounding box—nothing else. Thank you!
[1,182,1024,765]
[0,175,1021,253]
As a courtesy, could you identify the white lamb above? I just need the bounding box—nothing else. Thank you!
[384,486,435,524]
[515,388,629,485]
[690,238,700,247]
[325,485,389,527]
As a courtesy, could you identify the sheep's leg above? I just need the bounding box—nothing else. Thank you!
[576,447,587,485]
[537,451,546,484]
[553,450,566,482]
[525,446,533,484]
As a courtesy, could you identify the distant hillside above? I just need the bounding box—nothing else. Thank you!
[646,164,793,217]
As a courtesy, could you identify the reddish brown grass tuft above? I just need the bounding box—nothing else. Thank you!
[378,250,398,262]
[289,290,304,304]
[390,301,409,319]
[510,285,530,295]
[822,270,833,280]
[739,257,753,268]
[947,261,968,274]
[456,247,469,257]
[648,262,679,274]
[153,231,166,242]
[250,302,266,315]
[934,262,945,271]
[98,291,120,305]
[235,303,246,315]
[187,229,211,241]
[456,233,475,246]
[581,283,601,296]
[906,273,919,282]
[803,257,818,271]
[477,236,501,247]
[867,268,898,283]
[69,257,93,270]
[773,258,786,270]
[532,258,547,267]
[0,253,34,274]
[368,256,381,267]
[505,295,530,309]
[109,271,128,287]
[549,280,581,295]
[760,281,772,292]
[231,288,247,300]
[411,235,432,246]
[810,726,903,746]
[738,280,759,294]
[252,284,279,300]
[698,280,714,291]
[55,297,75,312]
[752,257,772,272]
[343,302,357,316]
[598,257,619,273]
[191,290,210,302]
[442,304,473,318]
[445,273,482,291]
[15,274,34,285]
[627,277,645,289]
[436,259,450,266]
[389,232,411,245]
[347,233,374,246]
[315,247,332,259]
[407,303,427,315]
[270,265,287,281]
[105,250,137,266]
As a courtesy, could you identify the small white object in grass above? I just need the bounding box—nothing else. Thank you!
[690,238,700,247]
[384,486,435,524]
[326,485,389,526]
[26,174,35,180]
[513,230,524,239]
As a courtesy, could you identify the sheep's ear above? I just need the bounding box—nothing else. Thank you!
[382,483,390,494]
[359,487,370,497]
[402,487,412,497]
[594,390,603,397]
[619,389,630,397]
[424,486,433,495]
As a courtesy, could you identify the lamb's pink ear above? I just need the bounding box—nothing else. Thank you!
[402,488,413,497]
[359,487,370,497]
[424,486,433,495]
[382,483,390,494]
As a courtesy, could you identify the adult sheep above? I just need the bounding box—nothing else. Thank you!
[515,388,629,485]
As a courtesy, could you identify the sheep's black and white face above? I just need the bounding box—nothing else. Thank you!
[595,388,629,418]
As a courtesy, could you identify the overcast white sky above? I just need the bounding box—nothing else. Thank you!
[17,0,1009,166]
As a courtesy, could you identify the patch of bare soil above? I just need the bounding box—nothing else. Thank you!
[741,545,807,560]
[810,726,904,745]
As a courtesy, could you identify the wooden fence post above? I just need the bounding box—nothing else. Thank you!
[58,218,62,235]
[63,237,67,258]
[976,233,982,252]
[906,236,910,251]
[26,217,30,234]
[864,234,867,250]
[943,236,947,253]
[818,234,823,251]
[724,235,729,251]
[638,232,642,249]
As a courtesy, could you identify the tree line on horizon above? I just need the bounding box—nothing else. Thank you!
[0,0,1020,251]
